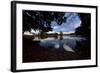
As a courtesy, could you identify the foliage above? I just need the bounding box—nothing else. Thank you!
[75,13,91,38]
[23,10,65,32]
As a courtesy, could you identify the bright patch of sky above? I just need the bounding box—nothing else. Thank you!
[51,12,81,32]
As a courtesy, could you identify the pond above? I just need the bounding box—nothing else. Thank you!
[33,35,87,53]
[23,35,91,62]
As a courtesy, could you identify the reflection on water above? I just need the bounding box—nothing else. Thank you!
[23,34,91,62]
[33,35,87,52]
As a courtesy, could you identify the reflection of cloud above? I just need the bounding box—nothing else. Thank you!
[63,44,75,52]
[54,44,60,49]
[53,43,75,52]
[51,13,81,32]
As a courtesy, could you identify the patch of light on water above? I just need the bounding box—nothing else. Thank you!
[39,36,87,51]
[40,37,55,42]
[63,44,75,52]
[63,36,87,41]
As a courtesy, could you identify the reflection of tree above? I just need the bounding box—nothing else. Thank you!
[75,14,91,59]
[75,13,91,38]
[35,32,59,39]
[59,32,63,40]
[23,10,65,32]
[75,40,90,59]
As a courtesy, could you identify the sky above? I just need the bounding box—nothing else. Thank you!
[50,12,81,32]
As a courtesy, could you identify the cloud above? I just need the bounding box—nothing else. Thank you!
[51,12,81,32]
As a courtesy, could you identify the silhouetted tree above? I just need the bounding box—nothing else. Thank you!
[75,13,91,38]
[23,10,65,32]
